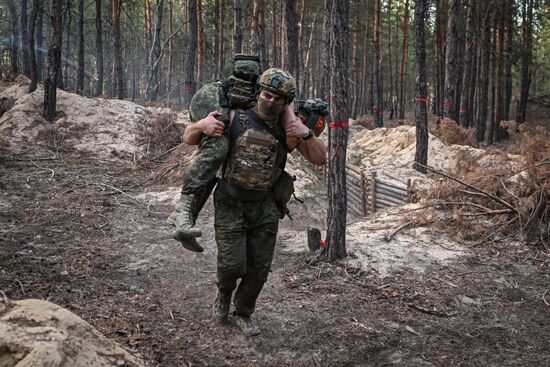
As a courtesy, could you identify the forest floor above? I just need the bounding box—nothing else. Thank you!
[1,152,549,366]
[1,78,549,366]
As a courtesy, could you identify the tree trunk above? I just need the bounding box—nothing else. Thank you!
[36,1,44,79]
[321,0,331,101]
[458,0,475,127]
[251,0,261,55]
[434,0,446,116]
[475,2,491,142]
[284,0,299,82]
[95,0,104,96]
[28,0,41,93]
[43,0,63,122]
[217,0,226,78]
[183,0,198,107]
[62,0,71,90]
[21,0,32,77]
[324,0,350,261]
[6,0,19,75]
[112,0,124,99]
[516,0,533,124]
[387,0,394,120]
[487,12,498,144]
[233,0,242,54]
[444,0,459,122]
[503,0,513,120]
[76,0,85,94]
[144,0,153,48]
[271,1,278,66]
[414,0,428,174]
[354,2,361,116]
[398,0,409,120]
[146,0,164,101]
[373,0,383,126]
[197,0,203,83]
[168,0,173,96]
[258,3,268,71]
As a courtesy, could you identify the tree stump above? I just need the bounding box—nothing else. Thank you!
[307,226,321,252]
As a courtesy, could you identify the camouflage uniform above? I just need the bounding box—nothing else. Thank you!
[212,69,297,336]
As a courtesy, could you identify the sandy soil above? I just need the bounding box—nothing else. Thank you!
[1,81,549,366]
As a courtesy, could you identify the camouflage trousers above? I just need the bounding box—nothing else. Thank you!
[213,186,280,317]
[180,133,229,214]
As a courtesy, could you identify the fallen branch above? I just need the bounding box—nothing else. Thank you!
[384,221,412,242]
[91,183,144,206]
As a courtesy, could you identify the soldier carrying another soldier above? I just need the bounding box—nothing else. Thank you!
[168,67,326,336]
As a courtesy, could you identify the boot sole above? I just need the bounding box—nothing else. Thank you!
[173,231,204,252]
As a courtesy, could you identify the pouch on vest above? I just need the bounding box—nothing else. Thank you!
[272,170,295,219]
[223,118,281,191]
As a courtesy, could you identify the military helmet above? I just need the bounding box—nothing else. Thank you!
[189,82,223,122]
[257,68,296,102]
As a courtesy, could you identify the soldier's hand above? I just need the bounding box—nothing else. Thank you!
[283,113,310,139]
[197,111,225,137]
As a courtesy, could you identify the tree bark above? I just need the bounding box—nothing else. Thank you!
[458,0,475,127]
[516,0,533,124]
[36,1,44,79]
[95,0,104,96]
[324,0,349,261]
[217,0,226,78]
[251,0,261,55]
[233,0,242,54]
[414,0,428,174]
[21,0,32,77]
[43,0,63,122]
[197,0,203,83]
[146,0,164,101]
[284,0,299,83]
[475,1,491,142]
[321,0,331,101]
[76,0,85,94]
[443,0,459,122]
[398,0,409,120]
[183,0,198,107]
[434,0,446,116]
[112,0,124,99]
[373,0,383,126]
[28,0,41,93]
[6,0,19,75]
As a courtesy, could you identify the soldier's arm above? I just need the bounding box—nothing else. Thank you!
[282,105,327,165]
[183,111,225,145]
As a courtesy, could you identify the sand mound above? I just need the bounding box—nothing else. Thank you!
[0,76,189,159]
[0,298,144,367]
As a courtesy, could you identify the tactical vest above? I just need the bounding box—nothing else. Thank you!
[220,109,289,201]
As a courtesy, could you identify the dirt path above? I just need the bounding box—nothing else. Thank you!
[1,153,549,366]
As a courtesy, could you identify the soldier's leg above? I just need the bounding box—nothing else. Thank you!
[167,133,229,246]
[232,195,279,335]
[212,188,247,320]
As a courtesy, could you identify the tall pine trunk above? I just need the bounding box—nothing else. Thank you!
[43,0,63,122]
[21,0,32,77]
[197,0,203,83]
[476,2,491,142]
[398,0,409,119]
[77,0,85,94]
[459,0,475,127]
[146,0,163,101]
[516,0,533,124]
[414,0,428,174]
[6,0,19,75]
[443,0,459,122]
[112,0,124,99]
[183,0,198,107]
[28,0,41,93]
[95,0,104,96]
[233,0,242,54]
[324,0,350,261]
[284,0,299,84]
[373,0,383,126]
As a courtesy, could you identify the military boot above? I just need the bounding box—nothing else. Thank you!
[212,291,232,321]
[166,194,202,239]
[231,314,260,336]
